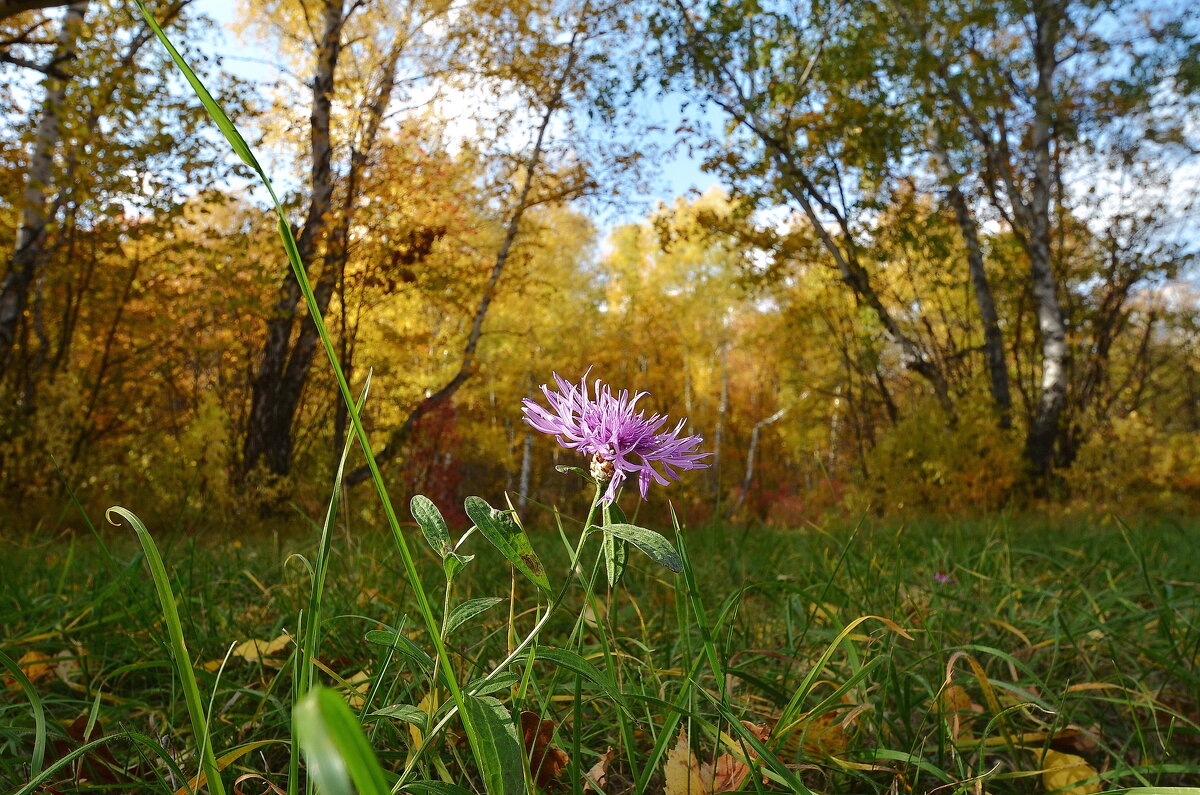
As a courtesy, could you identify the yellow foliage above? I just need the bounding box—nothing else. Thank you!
[860,395,1021,514]
[1067,412,1200,512]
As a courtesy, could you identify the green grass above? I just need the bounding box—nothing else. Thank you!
[1,511,1197,793]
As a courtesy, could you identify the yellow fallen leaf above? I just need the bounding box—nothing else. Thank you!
[3,651,54,690]
[410,689,439,746]
[663,729,711,795]
[345,670,371,710]
[232,634,291,663]
[800,710,853,757]
[1041,749,1101,794]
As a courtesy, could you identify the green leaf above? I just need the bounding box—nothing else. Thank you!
[444,553,473,582]
[294,687,389,795]
[368,704,429,732]
[598,523,683,572]
[411,496,453,558]
[516,647,632,715]
[364,630,435,673]
[446,597,505,637]
[132,0,259,170]
[602,503,630,587]
[463,496,550,591]
[107,507,227,795]
[461,695,524,795]
[467,672,522,697]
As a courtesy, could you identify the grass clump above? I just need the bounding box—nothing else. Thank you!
[1,512,1198,793]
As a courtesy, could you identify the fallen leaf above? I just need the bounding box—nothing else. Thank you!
[344,670,371,710]
[1049,725,1100,756]
[1041,749,1101,795]
[4,650,54,690]
[663,729,710,795]
[710,722,771,792]
[53,648,85,684]
[520,711,569,789]
[232,635,291,664]
[583,747,615,793]
[410,689,439,746]
[800,710,852,757]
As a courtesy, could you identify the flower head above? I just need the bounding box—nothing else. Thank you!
[522,370,710,504]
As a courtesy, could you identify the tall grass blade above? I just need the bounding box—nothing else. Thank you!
[132,0,487,769]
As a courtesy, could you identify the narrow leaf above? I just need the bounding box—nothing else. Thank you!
[364,630,435,672]
[401,783,476,795]
[369,704,429,731]
[294,687,389,795]
[516,647,632,715]
[602,503,630,587]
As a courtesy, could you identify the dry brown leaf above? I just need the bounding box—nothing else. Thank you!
[708,753,747,793]
[1041,749,1101,795]
[520,711,569,789]
[233,773,287,795]
[583,747,616,793]
[663,729,710,795]
[4,650,54,690]
[232,635,291,664]
[1049,725,1100,756]
[53,648,84,684]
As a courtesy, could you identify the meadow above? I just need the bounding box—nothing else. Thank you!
[2,507,1198,793]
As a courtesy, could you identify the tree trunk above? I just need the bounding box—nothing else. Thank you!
[728,407,786,518]
[1021,1,1069,478]
[930,140,1012,428]
[0,0,87,384]
[243,0,344,476]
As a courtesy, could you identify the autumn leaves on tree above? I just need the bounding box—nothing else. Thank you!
[0,0,1197,515]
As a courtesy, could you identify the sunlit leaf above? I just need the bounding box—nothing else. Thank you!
[464,496,550,591]
[598,523,683,572]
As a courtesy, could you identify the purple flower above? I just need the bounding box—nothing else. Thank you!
[933,571,956,584]
[521,371,711,504]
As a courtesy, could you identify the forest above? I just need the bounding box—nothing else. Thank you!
[0,0,1197,524]
[1,0,1200,793]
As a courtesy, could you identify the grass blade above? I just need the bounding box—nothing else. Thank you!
[294,687,390,795]
[107,506,227,795]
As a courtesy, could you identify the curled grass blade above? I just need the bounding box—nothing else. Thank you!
[107,506,226,795]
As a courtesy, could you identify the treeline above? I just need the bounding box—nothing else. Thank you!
[0,0,1197,525]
